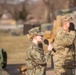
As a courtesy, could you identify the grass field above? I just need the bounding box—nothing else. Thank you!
[0,31,30,63]
[0,30,48,64]
[0,36,29,51]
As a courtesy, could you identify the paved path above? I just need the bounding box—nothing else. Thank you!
[2,58,55,75]
[1,58,76,75]
[2,63,55,75]
[2,64,76,75]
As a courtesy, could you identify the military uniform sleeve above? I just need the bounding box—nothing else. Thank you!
[57,30,75,46]
[25,47,38,69]
[0,49,3,64]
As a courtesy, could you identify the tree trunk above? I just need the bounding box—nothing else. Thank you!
[43,0,51,23]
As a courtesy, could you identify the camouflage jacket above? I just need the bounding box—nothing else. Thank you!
[25,43,51,70]
[53,27,76,66]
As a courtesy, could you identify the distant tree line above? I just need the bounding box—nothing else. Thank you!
[0,0,29,22]
[0,0,76,23]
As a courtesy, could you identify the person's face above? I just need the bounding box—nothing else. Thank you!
[35,35,43,42]
[65,22,70,28]
[62,21,70,31]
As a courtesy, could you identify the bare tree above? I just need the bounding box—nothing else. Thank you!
[69,0,76,8]
[50,0,56,22]
[0,0,29,22]
[43,0,51,23]
[43,0,56,23]
[0,0,7,18]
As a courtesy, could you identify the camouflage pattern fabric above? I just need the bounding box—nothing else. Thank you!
[0,50,3,75]
[53,27,76,75]
[25,43,51,75]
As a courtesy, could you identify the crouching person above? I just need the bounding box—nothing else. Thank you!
[25,27,53,75]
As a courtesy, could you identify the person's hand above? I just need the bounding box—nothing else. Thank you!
[47,43,53,51]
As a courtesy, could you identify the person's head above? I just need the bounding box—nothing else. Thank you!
[61,15,72,31]
[28,27,44,43]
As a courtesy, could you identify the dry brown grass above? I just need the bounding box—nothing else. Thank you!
[0,34,48,63]
[0,36,29,51]
[0,35,30,63]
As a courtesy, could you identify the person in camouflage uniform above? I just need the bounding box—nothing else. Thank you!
[25,27,53,75]
[53,15,76,75]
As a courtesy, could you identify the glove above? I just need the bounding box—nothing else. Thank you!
[69,22,75,31]
[47,43,53,51]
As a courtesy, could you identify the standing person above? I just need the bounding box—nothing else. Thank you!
[53,15,76,75]
[25,27,53,75]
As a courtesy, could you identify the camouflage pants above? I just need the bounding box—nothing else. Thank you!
[25,67,46,75]
[0,66,2,75]
[54,66,72,75]
[53,55,73,75]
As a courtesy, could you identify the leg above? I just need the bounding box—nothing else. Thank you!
[54,67,73,75]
